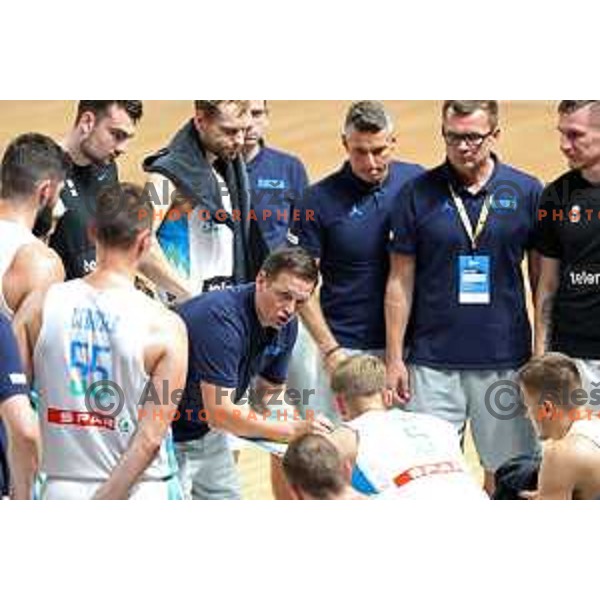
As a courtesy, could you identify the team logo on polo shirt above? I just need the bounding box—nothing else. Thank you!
[489,180,520,212]
[349,204,366,219]
[264,341,285,357]
[258,179,286,190]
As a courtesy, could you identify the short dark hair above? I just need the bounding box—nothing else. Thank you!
[282,434,346,499]
[76,101,143,124]
[517,353,582,408]
[193,100,250,118]
[344,100,392,134]
[1,132,68,200]
[94,183,154,250]
[558,100,600,117]
[442,100,499,129]
[260,247,319,286]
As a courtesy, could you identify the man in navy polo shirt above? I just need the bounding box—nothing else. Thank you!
[0,314,40,499]
[244,101,319,425]
[174,247,333,500]
[293,101,423,421]
[244,100,309,251]
[386,100,541,494]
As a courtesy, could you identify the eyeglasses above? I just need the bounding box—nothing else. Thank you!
[442,129,497,148]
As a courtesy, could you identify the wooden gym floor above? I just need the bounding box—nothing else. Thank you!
[0,101,566,498]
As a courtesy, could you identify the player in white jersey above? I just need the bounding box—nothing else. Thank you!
[330,355,487,500]
[0,133,67,321]
[15,183,188,500]
[518,353,600,499]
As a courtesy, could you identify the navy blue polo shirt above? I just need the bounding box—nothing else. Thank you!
[173,283,298,442]
[0,315,28,405]
[0,314,29,497]
[389,157,543,369]
[293,160,424,350]
[246,144,309,250]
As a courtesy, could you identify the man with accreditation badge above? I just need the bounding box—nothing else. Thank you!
[385,100,542,494]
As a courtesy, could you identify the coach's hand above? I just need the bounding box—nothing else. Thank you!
[386,358,411,405]
[324,347,348,377]
[290,414,335,440]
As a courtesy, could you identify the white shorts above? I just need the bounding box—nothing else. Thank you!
[41,477,183,500]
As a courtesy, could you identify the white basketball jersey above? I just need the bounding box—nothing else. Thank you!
[157,169,234,298]
[33,280,178,482]
[0,219,36,319]
[570,419,600,449]
[348,409,487,500]
[188,169,234,294]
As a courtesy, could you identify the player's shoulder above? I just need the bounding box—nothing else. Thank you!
[14,239,65,282]
[399,408,456,433]
[543,436,583,474]
[143,294,187,337]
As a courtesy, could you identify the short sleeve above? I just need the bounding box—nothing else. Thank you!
[389,180,418,255]
[525,177,544,250]
[291,186,323,258]
[288,159,309,204]
[533,183,563,258]
[180,303,242,389]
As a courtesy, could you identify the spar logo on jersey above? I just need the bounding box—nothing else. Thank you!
[47,408,115,430]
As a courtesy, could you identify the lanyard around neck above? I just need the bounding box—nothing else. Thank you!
[449,184,492,252]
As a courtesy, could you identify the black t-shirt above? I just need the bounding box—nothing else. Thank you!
[535,169,600,357]
[48,160,118,280]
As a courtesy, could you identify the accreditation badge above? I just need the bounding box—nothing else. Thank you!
[458,255,491,305]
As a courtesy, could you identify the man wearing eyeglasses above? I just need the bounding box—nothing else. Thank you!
[385,101,542,494]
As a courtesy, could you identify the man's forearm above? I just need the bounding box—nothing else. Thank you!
[208,397,296,442]
[534,291,556,356]
[93,427,163,499]
[385,278,411,363]
[8,434,39,500]
[299,294,338,354]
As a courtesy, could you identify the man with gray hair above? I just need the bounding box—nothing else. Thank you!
[534,101,600,393]
[291,101,423,422]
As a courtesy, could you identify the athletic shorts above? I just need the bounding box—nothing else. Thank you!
[40,476,183,500]
[407,365,539,472]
